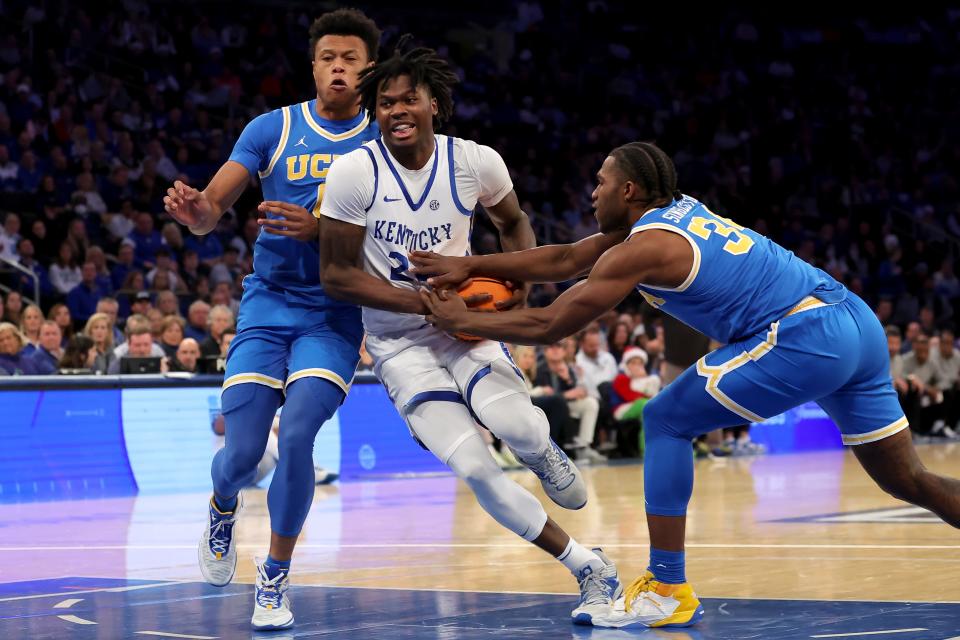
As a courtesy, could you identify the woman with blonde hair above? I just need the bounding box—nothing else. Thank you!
[19,303,43,355]
[0,322,37,375]
[84,312,116,373]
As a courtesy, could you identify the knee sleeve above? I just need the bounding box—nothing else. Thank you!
[212,383,283,497]
[268,376,344,538]
[473,371,550,455]
[446,433,548,541]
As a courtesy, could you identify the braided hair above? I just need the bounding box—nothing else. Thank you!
[358,34,459,129]
[610,142,681,205]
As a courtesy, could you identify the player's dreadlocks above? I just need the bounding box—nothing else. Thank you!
[611,142,682,205]
[308,8,381,62]
[358,34,459,129]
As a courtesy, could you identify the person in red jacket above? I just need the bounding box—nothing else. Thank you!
[611,347,661,422]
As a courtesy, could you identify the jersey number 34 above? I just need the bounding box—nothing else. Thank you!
[686,215,754,256]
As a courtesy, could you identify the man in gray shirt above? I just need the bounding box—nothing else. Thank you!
[934,328,959,434]
[902,334,952,436]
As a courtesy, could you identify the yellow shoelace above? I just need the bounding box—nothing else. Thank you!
[623,574,655,612]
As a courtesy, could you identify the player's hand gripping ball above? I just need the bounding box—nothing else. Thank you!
[451,277,513,341]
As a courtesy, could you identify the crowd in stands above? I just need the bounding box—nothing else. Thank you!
[1,3,959,450]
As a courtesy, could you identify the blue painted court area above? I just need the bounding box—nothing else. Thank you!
[1,578,958,639]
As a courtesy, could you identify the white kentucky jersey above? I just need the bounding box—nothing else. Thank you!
[320,134,513,336]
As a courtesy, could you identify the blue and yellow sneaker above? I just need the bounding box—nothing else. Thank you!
[198,494,241,587]
[571,548,622,625]
[591,571,704,628]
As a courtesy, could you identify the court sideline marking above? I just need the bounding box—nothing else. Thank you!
[810,629,928,638]
[0,580,188,603]
[0,542,957,551]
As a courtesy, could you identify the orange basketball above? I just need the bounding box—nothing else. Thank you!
[451,277,513,341]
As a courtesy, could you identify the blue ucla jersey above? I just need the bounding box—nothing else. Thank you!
[229,100,379,300]
[631,195,847,343]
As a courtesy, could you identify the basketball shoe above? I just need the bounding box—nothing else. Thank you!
[251,558,294,630]
[511,439,587,509]
[198,494,242,587]
[571,548,622,625]
[591,571,704,628]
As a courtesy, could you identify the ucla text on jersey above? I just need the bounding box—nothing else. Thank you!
[630,195,846,343]
[229,100,378,299]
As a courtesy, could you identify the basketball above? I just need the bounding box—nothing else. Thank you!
[451,277,513,341]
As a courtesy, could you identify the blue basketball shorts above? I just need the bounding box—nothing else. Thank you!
[222,279,363,396]
[652,292,907,445]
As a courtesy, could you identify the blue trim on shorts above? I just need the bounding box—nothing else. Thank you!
[406,390,466,412]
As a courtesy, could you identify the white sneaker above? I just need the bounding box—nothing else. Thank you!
[198,494,242,587]
[512,440,587,509]
[571,549,622,625]
[251,558,294,630]
[592,571,704,629]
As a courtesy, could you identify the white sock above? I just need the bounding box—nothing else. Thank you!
[557,537,604,577]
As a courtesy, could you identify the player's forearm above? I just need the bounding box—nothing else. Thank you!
[323,266,426,314]
[469,232,621,284]
[192,162,250,235]
[496,215,537,253]
[461,244,583,284]
[440,306,567,345]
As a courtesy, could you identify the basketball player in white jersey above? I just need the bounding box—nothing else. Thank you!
[317,39,621,624]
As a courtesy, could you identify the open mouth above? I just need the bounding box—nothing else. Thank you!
[391,122,416,140]
[330,79,348,91]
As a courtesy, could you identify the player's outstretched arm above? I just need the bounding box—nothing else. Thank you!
[420,228,690,344]
[319,216,428,314]
[163,161,249,236]
[410,229,627,289]
[421,239,640,344]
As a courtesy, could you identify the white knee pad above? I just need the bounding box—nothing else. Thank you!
[446,433,547,541]
[475,385,550,456]
[467,359,529,413]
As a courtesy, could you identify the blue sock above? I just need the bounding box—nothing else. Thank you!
[263,555,291,580]
[213,494,238,513]
[648,547,685,584]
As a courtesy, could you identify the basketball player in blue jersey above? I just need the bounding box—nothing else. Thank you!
[162,9,380,631]
[319,41,625,625]
[414,141,960,629]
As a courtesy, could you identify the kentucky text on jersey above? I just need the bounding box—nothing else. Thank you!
[229,100,378,298]
[321,134,513,336]
[630,194,847,344]
[372,221,454,251]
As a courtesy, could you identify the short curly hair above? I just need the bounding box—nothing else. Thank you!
[308,8,381,62]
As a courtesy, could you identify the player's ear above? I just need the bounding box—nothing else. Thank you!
[430,97,438,116]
